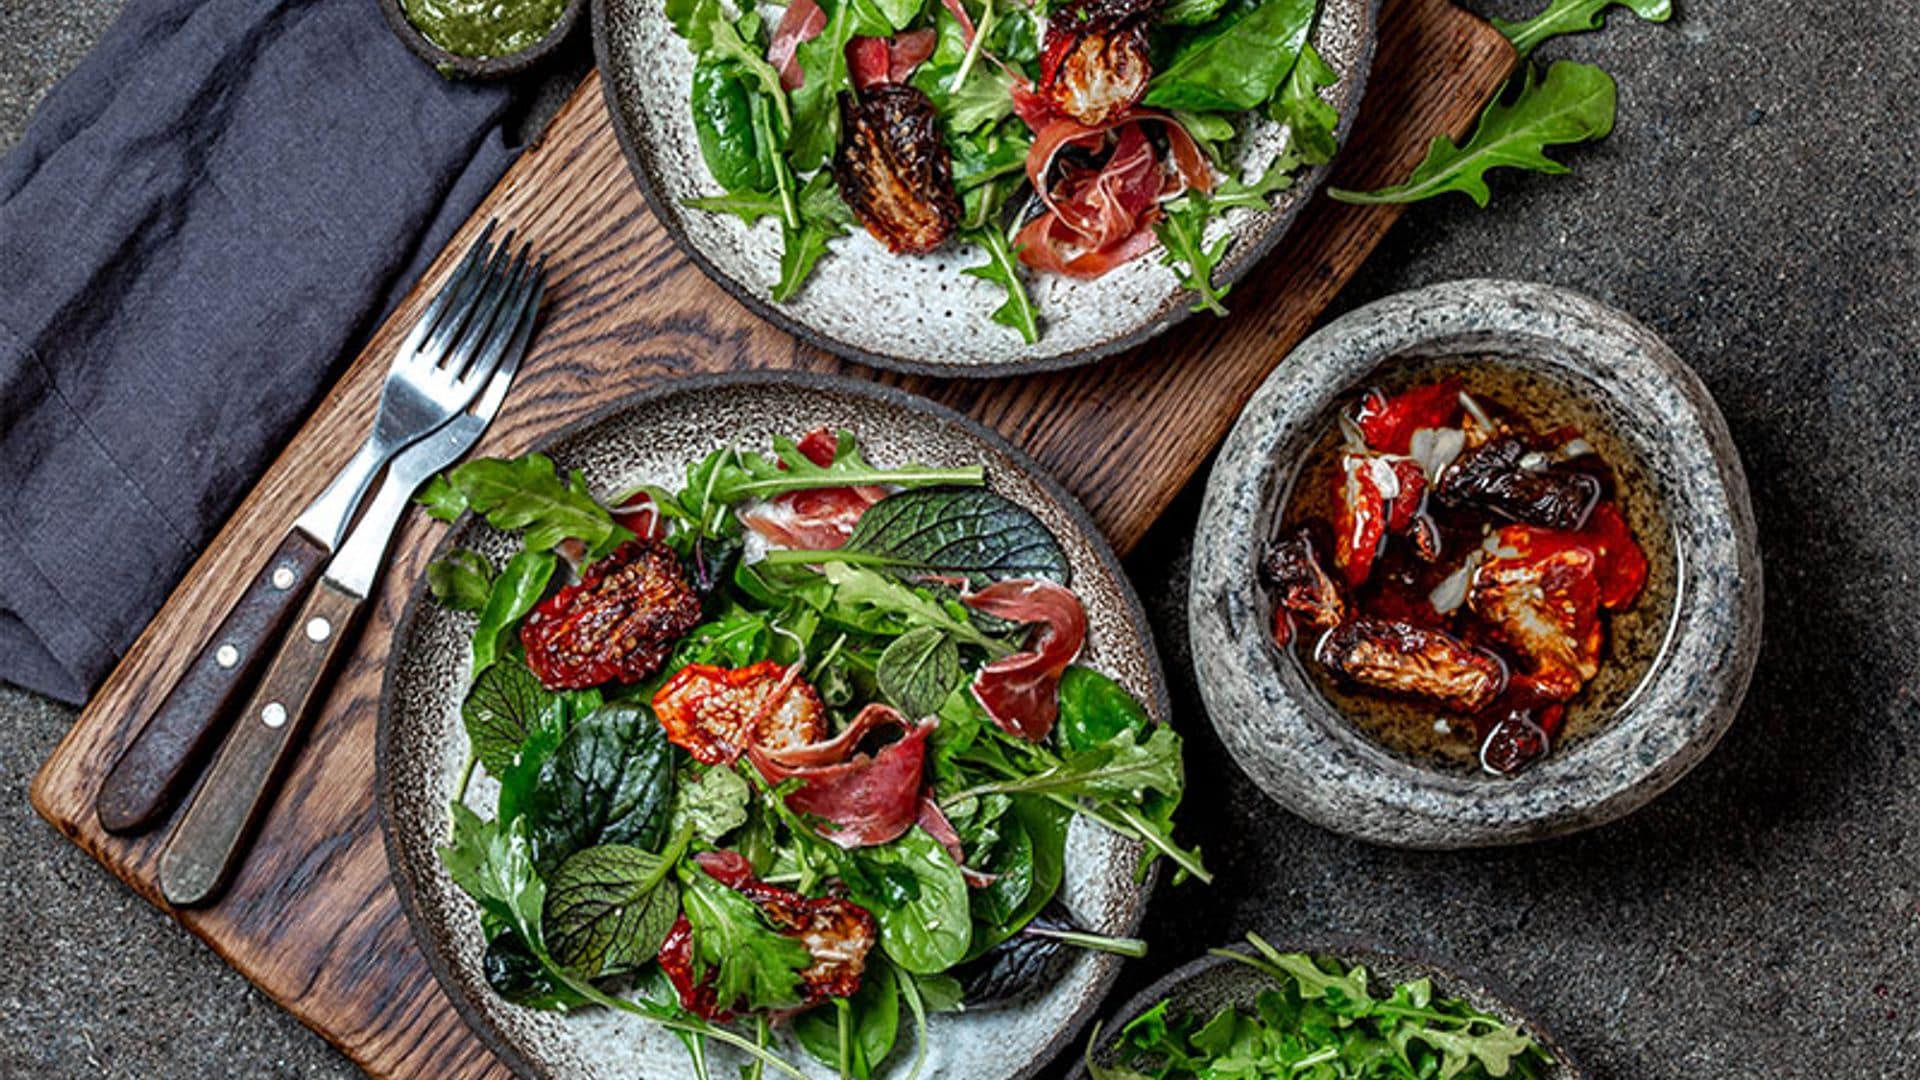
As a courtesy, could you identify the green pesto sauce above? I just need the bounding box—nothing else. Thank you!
[402,0,565,60]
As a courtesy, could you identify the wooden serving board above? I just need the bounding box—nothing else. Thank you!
[31,2,1511,1075]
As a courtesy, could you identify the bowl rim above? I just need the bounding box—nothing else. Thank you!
[376,368,1174,1080]
[380,0,587,80]
[1068,938,1586,1080]
[589,0,1382,378]
[1187,278,1764,848]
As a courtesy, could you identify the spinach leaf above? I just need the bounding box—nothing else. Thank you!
[542,837,686,978]
[1056,665,1152,754]
[1158,0,1231,26]
[1143,0,1318,113]
[877,626,962,718]
[1493,0,1671,59]
[969,807,1033,927]
[772,487,1069,586]
[1331,61,1616,207]
[470,549,556,677]
[794,959,901,1078]
[961,225,1040,344]
[691,60,775,192]
[523,704,676,873]
[461,657,568,778]
[678,864,814,1009]
[483,930,591,1009]
[1268,41,1340,166]
[965,795,1067,957]
[426,549,493,612]
[849,827,973,974]
[669,762,752,843]
[421,453,629,557]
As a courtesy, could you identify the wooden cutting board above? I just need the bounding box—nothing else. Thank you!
[30,2,1511,1075]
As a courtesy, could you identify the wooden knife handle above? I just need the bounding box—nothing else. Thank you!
[96,531,330,834]
[157,577,362,907]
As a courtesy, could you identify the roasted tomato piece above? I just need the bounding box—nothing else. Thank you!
[833,84,961,255]
[1469,527,1604,699]
[1436,436,1602,530]
[1260,528,1345,648]
[1333,453,1391,589]
[1353,379,1463,455]
[1038,0,1154,127]
[1316,617,1505,713]
[1479,708,1555,775]
[652,660,828,765]
[1385,458,1429,534]
[657,852,879,1019]
[1579,502,1650,610]
[520,539,702,690]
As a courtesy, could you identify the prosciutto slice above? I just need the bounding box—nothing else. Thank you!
[769,0,827,90]
[964,579,1088,740]
[749,704,933,848]
[849,29,938,90]
[742,427,887,550]
[1015,113,1212,279]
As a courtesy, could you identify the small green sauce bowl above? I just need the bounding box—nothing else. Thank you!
[380,0,585,79]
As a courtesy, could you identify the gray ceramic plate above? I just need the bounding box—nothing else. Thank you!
[1072,941,1584,1079]
[592,0,1379,376]
[1189,280,1763,849]
[379,371,1172,1079]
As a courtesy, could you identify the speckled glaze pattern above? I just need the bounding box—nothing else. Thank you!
[1072,941,1585,1079]
[592,0,1379,375]
[378,372,1172,1079]
[1188,280,1763,849]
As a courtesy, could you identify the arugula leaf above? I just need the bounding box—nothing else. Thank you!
[964,726,1185,803]
[1143,0,1318,113]
[460,657,568,778]
[427,548,493,612]
[440,804,546,933]
[542,835,687,978]
[669,762,752,843]
[819,562,1009,652]
[773,173,852,301]
[470,549,556,676]
[1331,61,1616,207]
[1154,199,1233,316]
[769,487,1069,586]
[788,0,892,171]
[1268,41,1340,166]
[961,224,1040,344]
[1493,0,1672,59]
[877,626,962,717]
[424,453,628,556]
[523,704,676,873]
[684,188,785,224]
[679,864,815,1010]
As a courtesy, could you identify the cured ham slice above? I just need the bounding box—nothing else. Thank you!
[768,0,827,90]
[750,703,933,849]
[849,29,938,90]
[963,579,1087,740]
[742,427,887,551]
[1016,113,1212,279]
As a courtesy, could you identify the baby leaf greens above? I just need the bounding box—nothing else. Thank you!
[764,486,1070,586]
[1087,933,1554,1079]
[543,835,688,977]
[1494,0,1672,60]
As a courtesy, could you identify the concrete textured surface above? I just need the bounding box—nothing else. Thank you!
[3,1,1916,1078]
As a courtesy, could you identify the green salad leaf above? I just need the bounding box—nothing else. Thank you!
[469,549,556,676]
[679,863,815,1010]
[426,549,493,612]
[670,762,752,843]
[419,453,629,557]
[846,827,973,974]
[1494,0,1673,59]
[523,704,676,873]
[877,626,962,718]
[793,958,901,1079]
[460,657,568,778]
[1143,0,1319,113]
[768,487,1070,586]
[1331,60,1617,207]
[961,224,1041,345]
[1268,41,1340,166]
[542,837,687,978]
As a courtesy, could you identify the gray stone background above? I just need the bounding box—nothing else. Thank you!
[3,1,1915,1076]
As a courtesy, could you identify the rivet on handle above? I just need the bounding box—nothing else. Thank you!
[261,703,287,729]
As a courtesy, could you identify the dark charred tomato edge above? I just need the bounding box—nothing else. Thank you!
[833,83,961,255]
[520,539,704,691]
[1037,0,1154,128]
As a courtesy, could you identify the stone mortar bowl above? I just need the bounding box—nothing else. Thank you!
[1070,939,1584,1078]
[1188,279,1762,849]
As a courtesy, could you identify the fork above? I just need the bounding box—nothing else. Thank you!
[156,247,546,906]
[96,223,523,835]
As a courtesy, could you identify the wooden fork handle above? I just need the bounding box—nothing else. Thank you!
[157,577,362,907]
[96,530,329,834]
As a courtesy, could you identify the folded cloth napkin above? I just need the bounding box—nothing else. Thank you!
[0,0,525,703]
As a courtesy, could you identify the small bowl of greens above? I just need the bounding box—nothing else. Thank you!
[383,0,586,79]
[1075,933,1580,1080]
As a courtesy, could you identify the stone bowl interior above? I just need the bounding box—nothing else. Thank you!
[1071,940,1586,1079]
[592,0,1380,376]
[378,371,1172,1079]
[1188,279,1763,849]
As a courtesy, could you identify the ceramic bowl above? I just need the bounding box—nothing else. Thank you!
[379,371,1172,1079]
[1188,279,1762,848]
[381,0,586,80]
[1072,940,1584,1079]
[593,0,1380,375]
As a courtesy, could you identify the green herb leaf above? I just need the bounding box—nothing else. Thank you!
[460,657,568,778]
[418,475,469,522]
[679,865,815,1010]
[1143,0,1319,113]
[427,548,493,612]
[1330,61,1617,207]
[523,704,676,873]
[669,762,752,843]
[1493,0,1672,59]
[470,549,557,676]
[1268,41,1340,166]
[877,626,963,718]
[961,225,1041,344]
[776,487,1069,587]
[542,838,686,978]
[431,453,627,556]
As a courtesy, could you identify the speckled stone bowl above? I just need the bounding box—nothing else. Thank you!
[1189,279,1762,848]
[593,0,1379,375]
[379,371,1171,1079]
[1072,940,1584,1079]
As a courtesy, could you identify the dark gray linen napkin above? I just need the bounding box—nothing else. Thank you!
[0,0,525,703]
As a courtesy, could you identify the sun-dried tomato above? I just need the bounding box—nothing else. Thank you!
[1038,0,1154,127]
[1352,379,1464,455]
[834,85,961,255]
[1260,528,1344,648]
[651,660,828,765]
[1469,526,1605,699]
[1577,502,1650,610]
[1333,453,1390,590]
[656,852,879,1020]
[1436,436,1601,530]
[519,539,702,690]
[1385,458,1429,534]
[1317,617,1506,713]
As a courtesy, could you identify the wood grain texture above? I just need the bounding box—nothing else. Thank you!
[29,3,1512,1075]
